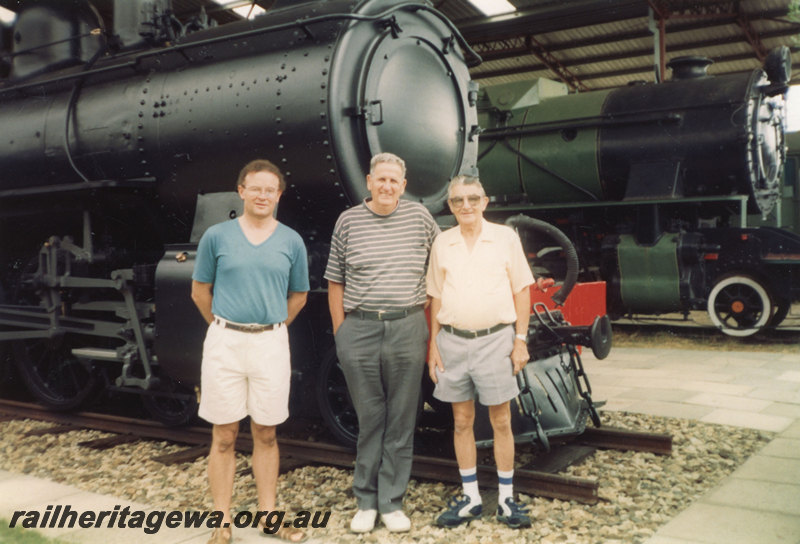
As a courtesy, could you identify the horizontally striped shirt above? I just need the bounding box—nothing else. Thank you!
[324,199,439,312]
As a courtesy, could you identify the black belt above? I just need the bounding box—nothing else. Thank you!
[214,317,278,333]
[348,305,424,321]
[441,323,510,339]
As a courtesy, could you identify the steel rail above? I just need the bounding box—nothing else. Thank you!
[579,427,673,455]
[6,399,690,504]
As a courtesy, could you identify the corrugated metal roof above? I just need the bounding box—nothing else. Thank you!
[438,0,800,90]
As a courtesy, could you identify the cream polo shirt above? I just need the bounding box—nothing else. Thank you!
[427,219,534,330]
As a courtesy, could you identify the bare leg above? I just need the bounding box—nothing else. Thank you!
[488,401,514,471]
[251,421,307,541]
[251,420,279,512]
[451,400,477,469]
[208,422,239,529]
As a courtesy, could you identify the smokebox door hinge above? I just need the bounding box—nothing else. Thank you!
[347,101,383,125]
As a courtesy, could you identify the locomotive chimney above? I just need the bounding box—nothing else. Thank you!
[763,46,791,96]
[667,56,713,80]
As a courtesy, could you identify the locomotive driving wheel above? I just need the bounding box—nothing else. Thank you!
[707,274,773,337]
[769,297,792,328]
[12,336,98,410]
[315,348,358,448]
[8,250,99,409]
[141,377,198,427]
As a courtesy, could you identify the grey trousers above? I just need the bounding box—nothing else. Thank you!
[335,311,427,513]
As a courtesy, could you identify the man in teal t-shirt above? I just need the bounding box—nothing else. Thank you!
[191,159,309,544]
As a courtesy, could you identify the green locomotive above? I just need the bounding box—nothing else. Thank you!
[474,49,798,336]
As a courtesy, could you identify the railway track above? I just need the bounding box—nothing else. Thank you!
[611,307,800,348]
[0,398,671,505]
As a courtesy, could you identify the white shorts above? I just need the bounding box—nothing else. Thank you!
[198,318,291,426]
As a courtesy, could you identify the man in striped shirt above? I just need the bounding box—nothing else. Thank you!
[325,153,439,534]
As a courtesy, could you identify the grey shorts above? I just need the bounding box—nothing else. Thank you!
[432,325,520,406]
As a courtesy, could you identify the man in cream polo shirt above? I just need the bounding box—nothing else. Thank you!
[427,174,551,530]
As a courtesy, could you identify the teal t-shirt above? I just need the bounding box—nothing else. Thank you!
[192,219,309,324]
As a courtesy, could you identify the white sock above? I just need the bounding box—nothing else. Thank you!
[498,469,514,513]
[459,467,481,504]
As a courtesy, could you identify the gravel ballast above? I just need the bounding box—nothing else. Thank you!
[0,411,771,543]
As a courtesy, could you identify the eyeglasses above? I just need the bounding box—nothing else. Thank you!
[448,195,483,208]
[243,186,279,197]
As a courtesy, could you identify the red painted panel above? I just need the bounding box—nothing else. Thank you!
[530,281,606,326]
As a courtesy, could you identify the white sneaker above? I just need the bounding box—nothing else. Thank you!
[350,509,377,533]
[381,510,411,532]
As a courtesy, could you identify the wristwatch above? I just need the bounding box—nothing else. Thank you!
[515,333,527,342]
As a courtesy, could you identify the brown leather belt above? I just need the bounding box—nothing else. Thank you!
[214,317,278,333]
[441,323,510,339]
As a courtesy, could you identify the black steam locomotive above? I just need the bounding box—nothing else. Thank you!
[0,0,480,427]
